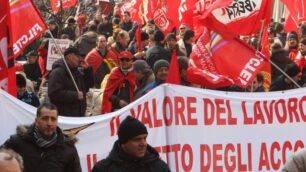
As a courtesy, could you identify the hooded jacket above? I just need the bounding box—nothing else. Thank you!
[1,125,81,172]
[91,140,170,172]
[48,59,94,117]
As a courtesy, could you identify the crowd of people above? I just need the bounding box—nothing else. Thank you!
[14,3,306,117]
[4,2,306,172]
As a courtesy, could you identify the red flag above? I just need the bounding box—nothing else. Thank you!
[166,51,180,85]
[9,0,47,57]
[120,0,143,23]
[260,26,271,91]
[0,0,16,95]
[135,25,142,52]
[281,0,306,32]
[50,0,77,13]
[152,3,175,35]
[201,0,272,38]
[188,27,267,88]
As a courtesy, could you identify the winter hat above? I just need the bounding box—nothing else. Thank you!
[153,30,165,42]
[118,51,134,59]
[287,31,298,40]
[133,60,151,72]
[64,46,80,57]
[47,19,56,25]
[25,51,37,58]
[118,116,148,144]
[153,59,169,74]
[285,62,300,77]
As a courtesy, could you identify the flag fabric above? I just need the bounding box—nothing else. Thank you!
[200,0,272,38]
[135,25,142,52]
[152,3,176,35]
[9,0,47,57]
[120,0,143,23]
[188,27,267,88]
[166,51,180,85]
[281,0,306,32]
[260,26,271,91]
[50,0,77,13]
[0,0,16,96]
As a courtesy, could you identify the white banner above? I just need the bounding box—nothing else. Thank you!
[1,84,306,172]
[46,38,72,70]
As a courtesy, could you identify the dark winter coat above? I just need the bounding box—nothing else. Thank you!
[271,49,293,81]
[146,42,171,69]
[48,59,94,117]
[270,75,298,91]
[1,125,81,172]
[91,140,170,172]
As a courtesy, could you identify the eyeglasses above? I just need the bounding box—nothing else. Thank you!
[120,58,131,62]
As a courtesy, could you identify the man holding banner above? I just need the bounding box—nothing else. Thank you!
[92,116,170,172]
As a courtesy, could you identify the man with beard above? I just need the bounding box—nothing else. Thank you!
[91,116,170,172]
[101,51,136,114]
[1,103,82,172]
[142,59,169,95]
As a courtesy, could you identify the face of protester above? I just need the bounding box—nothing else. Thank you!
[121,134,147,158]
[27,56,37,64]
[48,23,57,30]
[0,154,22,172]
[166,39,177,49]
[118,34,130,48]
[122,13,130,23]
[288,38,298,49]
[247,78,262,92]
[134,70,144,81]
[299,43,306,55]
[156,66,169,81]
[35,107,58,138]
[97,36,107,49]
[119,58,133,70]
[66,53,81,68]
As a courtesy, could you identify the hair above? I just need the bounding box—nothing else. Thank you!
[36,103,58,118]
[123,11,131,17]
[0,149,23,171]
[256,72,264,83]
[88,24,97,32]
[116,30,129,42]
[165,33,177,41]
[183,30,195,41]
[177,56,189,72]
[147,19,155,25]
[16,73,26,88]
[96,35,106,43]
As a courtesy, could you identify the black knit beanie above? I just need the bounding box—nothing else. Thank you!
[118,116,148,144]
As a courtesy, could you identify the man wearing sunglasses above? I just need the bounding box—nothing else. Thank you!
[101,51,136,114]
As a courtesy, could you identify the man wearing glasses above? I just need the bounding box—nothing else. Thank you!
[101,51,136,114]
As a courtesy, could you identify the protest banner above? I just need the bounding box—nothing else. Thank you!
[1,84,306,171]
[46,38,72,70]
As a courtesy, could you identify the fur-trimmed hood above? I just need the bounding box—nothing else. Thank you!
[16,124,78,145]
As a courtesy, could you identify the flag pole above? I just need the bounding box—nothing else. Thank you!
[47,30,81,92]
[257,20,301,88]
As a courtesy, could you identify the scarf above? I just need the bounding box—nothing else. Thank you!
[33,126,58,148]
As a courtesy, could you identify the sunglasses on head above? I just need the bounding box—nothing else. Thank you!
[120,58,131,62]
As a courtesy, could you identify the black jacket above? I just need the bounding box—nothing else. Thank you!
[48,59,94,117]
[270,75,298,91]
[146,42,171,69]
[1,125,81,172]
[92,140,170,172]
